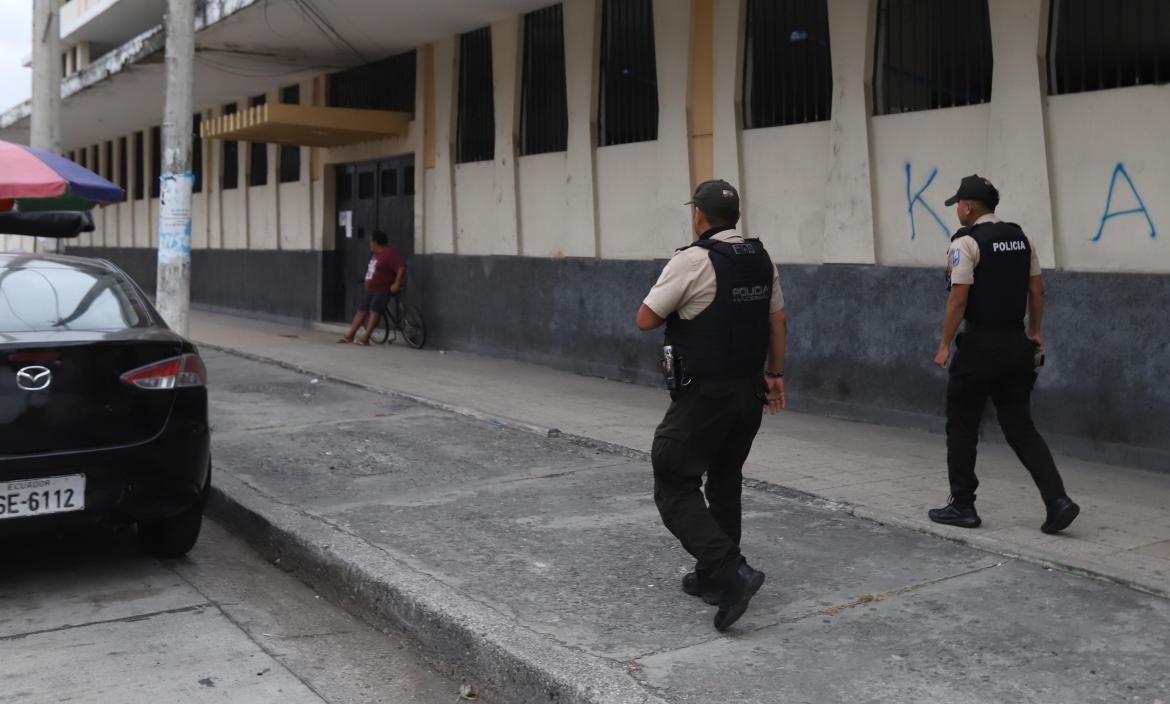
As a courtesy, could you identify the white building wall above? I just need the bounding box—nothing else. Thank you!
[14,0,1165,281]
[740,122,829,264]
[1047,86,1170,273]
[870,105,990,267]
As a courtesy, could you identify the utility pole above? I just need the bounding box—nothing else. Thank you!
[30,0,61,254]
[156,0,196,336]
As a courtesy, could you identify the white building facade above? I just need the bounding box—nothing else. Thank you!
[2,0,1168,467]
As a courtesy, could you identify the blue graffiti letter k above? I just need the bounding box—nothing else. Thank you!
[1093,163,1157,242]
[905,163,950,241]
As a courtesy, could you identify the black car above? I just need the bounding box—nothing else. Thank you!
[0,252,210,557]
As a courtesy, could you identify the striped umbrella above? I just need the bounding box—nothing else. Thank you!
[0,139,125,212]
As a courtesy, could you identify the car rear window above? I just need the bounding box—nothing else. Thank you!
[0,264,149,332]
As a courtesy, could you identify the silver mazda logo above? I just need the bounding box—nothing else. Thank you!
[15,365,52,392]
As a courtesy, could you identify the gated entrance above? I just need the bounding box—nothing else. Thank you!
[323,155,415,322]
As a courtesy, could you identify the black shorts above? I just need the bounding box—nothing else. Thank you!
[358,292,391,313]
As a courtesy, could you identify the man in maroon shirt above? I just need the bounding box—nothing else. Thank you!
[339,231,406,346]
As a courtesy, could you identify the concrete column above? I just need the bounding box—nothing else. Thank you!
[822,0,878,264]
[491,17,523,255]
[687,0,714,187]
[653,0,695,244]
[31,0,62,253]
[429,37,459,254]
[414,45,433,254]
[985,0,1056,268]
[711,0,745,212]
[562,0,601,257]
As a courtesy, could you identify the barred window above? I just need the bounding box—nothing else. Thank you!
[599,0,658,146]
[90,145,99,176]
[150,126,161,198]
[457,27,495,163]
[873,0,993,115]
[744,0,833,128]
[249,95,268,187]
[279,85,301,183]
[104,142,113,182]
[222,103,239,190]
[192,114,203,194]
[133,131,144,200]
[116,139,126,191]
[328,51,416,112]
[1048,0,1170,95]
[521,4,569,155]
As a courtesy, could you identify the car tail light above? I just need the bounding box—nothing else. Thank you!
[121,354,208,390]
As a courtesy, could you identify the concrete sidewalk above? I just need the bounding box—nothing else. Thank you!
[202,348,1170,704]
[189,310,1170,599]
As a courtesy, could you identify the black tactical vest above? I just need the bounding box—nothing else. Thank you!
[955,221,1032,326]
[665,238,775,379]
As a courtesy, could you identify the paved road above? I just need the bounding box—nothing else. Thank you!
[202,348,1170,704]
[0,520,458,703]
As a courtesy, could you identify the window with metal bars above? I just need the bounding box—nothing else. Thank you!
[457,27,496,163]
[521,4,569,155]
[328,51,416,112]
[90,145,99,175]
[150,126,161,198]
[599,0,658,146]
[222,103,239,190]
[118,138,127,193]
[744,0,833,128]
[873,0,993,115]
[133,131,144,200]
[249,95,268,187]
[279,85,301,183]
[192,114,203,194]
[1048,0,1170,95]
[107,141,115,184]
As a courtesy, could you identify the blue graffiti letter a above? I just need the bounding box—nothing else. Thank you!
[905,162,950,241]
[1093,163,1157,242]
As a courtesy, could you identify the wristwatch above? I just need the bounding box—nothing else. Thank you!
[764,370,785,379]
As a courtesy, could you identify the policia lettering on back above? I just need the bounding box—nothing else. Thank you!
[635,179,788,633]
[931,174,1080,536]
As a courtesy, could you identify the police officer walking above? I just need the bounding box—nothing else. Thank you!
[930,175,1080,534]
[636,179,787,632]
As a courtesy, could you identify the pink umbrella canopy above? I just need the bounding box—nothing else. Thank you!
[0,139,125,211]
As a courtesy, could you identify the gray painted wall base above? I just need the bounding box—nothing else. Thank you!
[68,246,1170,472]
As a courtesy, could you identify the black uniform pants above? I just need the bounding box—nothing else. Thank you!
[946,327,1067,507]
[651,376,765,588]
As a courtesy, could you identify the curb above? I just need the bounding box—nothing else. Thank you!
[200,342,1170,602]
[206,471,669,704]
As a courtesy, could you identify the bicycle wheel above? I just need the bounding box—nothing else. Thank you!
[400,304,427,349]
[373,307,392,344]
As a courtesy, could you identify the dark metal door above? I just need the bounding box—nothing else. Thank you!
[323,157,416,322]
[376,156,414,257]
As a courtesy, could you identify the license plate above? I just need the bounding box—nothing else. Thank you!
[0,474,86,520]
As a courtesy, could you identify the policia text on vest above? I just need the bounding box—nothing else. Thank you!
[636,180,787,633]
[930,175,1081,536]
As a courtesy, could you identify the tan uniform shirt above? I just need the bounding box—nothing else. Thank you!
[643,230,785,320]
[948,213,1042,285]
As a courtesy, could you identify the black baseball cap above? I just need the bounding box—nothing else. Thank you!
[944,174,1000,209]
[685,179,740,213]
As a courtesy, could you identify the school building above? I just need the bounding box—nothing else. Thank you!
[1,0,1168,468]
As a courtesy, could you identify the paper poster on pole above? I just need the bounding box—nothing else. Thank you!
[158,173,194,265]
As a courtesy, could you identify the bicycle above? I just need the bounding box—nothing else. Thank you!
[372,293,427,348]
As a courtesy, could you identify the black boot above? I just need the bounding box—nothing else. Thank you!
[682,572,721,606]
[928,500,981,528]
[1041,496,1080,534]
[713,560,765,632]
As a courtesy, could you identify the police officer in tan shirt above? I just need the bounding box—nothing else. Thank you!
[636,179,787,632]
[931,175,1079,534]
